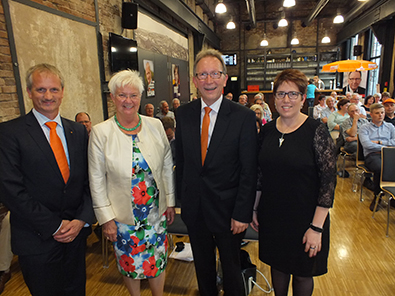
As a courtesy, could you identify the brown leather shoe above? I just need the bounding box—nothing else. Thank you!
[0,271,11,294]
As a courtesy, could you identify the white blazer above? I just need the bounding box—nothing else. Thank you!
[88,115,175,225]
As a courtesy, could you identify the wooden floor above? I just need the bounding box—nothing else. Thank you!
[3,159,395,295]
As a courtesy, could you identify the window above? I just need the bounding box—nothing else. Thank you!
[367,33,382,96]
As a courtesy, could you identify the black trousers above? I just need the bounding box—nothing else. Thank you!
[365,152,381,196]
[187,218,246,296]
[18,230,89,296]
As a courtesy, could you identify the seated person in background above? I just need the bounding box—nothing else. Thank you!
[382,91,391,102]
[327,99,350,139]
[330,91,338,104]
[321,97,337,124]
[306,78,317,107]
[341,103,369,154]
[156,100,175,120]
[313,95,327,120]
[345,92,352,100]
[350,93,367,119]
[362,95,374,119]
[359,103,395,211]
[250,104,266,126]
[373,93,382,103]
[225,92,233,100]
[254,93,272,122]
[238,94,247,106]
[75,112,92,136]
[144,103,155,117]
[383,98,395,126]
[172,98,180,117]
[161,116,176,164]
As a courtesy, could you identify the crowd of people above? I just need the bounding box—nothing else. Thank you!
[0,50,394,296]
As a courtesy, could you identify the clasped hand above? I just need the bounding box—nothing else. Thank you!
[53,219,85,243]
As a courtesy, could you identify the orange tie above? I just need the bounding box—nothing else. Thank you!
[201,107,211,165]
[45,122,70,183]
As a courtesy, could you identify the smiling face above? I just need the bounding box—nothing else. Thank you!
[27,71,64,120]
[111,85,141,119]
[384,102,395,117]
[348,71,362,91]
[193,56,228,106]
[275,81,306,120]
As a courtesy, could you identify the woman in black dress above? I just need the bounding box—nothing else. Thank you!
[251,69,336,296]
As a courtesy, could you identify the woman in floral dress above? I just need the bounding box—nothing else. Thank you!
[89,69,175,295]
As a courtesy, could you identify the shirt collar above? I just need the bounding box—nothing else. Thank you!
[201,95,223,114]
[32,108,62,127]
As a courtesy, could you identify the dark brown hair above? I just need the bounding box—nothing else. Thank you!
[273,69,308,96]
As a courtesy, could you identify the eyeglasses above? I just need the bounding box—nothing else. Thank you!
[349,78,361,81]
[275,91,303,100]
[195,71,223,80]
[116,93,141,100]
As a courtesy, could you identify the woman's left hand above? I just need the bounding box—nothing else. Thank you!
[302,228,322,258]
[166,207,175,225]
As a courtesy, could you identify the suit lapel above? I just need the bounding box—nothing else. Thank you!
[25,112,64,183]
[190,100,203,168]
[204,99,231,166]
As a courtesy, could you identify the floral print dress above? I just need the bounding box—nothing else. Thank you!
[114,135,168,279]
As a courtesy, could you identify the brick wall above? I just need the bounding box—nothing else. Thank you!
[0,3,19,122]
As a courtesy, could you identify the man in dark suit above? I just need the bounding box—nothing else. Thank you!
[0,64,94,296]
[175,49,257,296]
[342,70,366,95]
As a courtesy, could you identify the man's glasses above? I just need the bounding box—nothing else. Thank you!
[195,71,223,80]
[349,78,361,82]
[275,91,303,100]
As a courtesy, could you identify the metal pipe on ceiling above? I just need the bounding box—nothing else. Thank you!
[302,0,330,27]
[245,0,256,28]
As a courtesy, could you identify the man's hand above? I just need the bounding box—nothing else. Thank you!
[53,219,85,243]
[231,218,248,235]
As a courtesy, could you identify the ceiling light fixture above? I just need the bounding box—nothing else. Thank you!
[278,12,288,27]
[260,33,269,46]
[322,31,330,43]
[226,19,236,29]
[283,0,296,8]
[215,0,227,14]
[333,13,344,24]
[291,34,299,45]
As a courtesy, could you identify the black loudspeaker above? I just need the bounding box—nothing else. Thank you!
[353,45,362,56]
[122,2,138,29]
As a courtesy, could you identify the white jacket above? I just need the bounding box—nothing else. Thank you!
[88,115,175,225]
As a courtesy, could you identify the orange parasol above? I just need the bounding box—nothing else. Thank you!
[321,60,378,73]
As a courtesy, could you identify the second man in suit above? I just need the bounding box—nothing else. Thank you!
[175,49,258,296]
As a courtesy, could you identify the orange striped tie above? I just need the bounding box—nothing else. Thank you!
[45,122,69,183]
[201,107,211,165]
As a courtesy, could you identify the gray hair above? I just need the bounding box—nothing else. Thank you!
[108,69,144,95]
[26,63,64,90]
[193,49,227,76]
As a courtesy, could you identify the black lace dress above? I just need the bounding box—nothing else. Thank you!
[257,117,336,277]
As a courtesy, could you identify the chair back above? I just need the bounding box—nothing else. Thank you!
[381,147,395,183]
